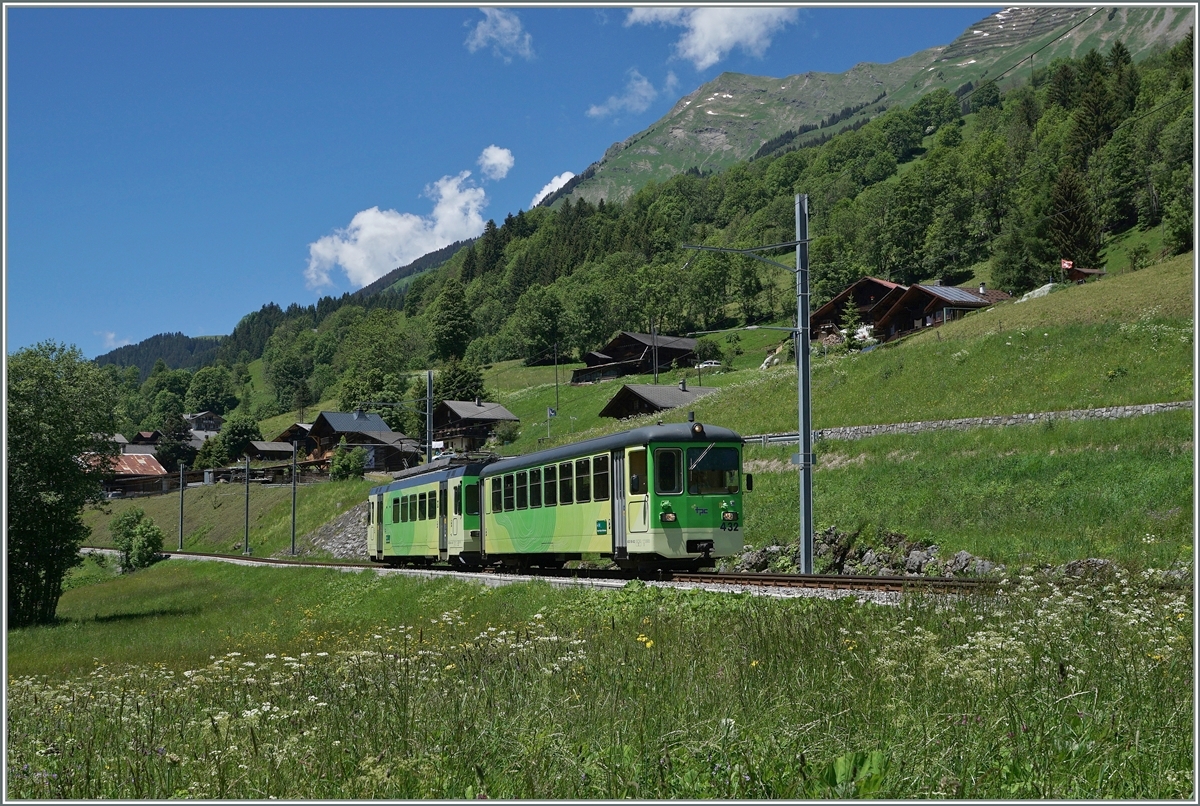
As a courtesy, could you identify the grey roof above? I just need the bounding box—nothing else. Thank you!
[188,430,221,449]
[621,331,697,351]
[482,421,741,477]
[250,441,295,453]
[917,285,991,305]
[603,383,717,413]
[313,410,391,433]
[440,400,519,422]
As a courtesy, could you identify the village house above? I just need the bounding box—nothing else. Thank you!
[598,378,718,419]
[307,410,423,472]
[571,331,698,384]
[432,399,520,452]
[872,283,1011,341]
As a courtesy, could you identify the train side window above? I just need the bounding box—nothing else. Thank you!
[575,458,591,503]
[418,492,427,520]
[393,497,401,524]
[543,465,557,506]
[628,449,647,494]
[430,489,437,519]
[454,485,461,516]
[503,474,515,511]
[593,455,610,501]
[466,482,480,516]
[516,471,528,509]
[490,478,502,513]
[654,448,683,495]
[558,462,573,505]
[529,468,542,507]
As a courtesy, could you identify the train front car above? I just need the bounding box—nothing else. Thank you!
[480,422,747,571]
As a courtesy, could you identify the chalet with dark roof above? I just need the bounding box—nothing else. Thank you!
[598,379,718,419]
[572,331,698,384]
[874,283,1011,341]
[308,411,423,471]
[433,399,520,452]
[810,276,907,340]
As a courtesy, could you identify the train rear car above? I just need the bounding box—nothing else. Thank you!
[367,462,486,566]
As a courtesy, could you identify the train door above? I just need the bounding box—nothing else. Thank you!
[611,451,627,558]
[626,448,649,533]
[438,481,449,561]
[450,480,462,554]
[371,493,385,559]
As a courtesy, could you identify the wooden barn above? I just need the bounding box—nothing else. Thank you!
[572,332,698,384]
[598,379,717,419]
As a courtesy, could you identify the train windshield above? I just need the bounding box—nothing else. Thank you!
[686,446,740,494]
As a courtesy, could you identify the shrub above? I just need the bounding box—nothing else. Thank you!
[110,508,164,572]
[330,437,367,481]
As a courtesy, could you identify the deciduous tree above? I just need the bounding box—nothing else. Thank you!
[8,342,120,627]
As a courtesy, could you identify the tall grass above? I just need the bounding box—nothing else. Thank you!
[7,563,1192,798]
[743,410,1193,568]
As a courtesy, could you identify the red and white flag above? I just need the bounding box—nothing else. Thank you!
[1061,259,1074,270]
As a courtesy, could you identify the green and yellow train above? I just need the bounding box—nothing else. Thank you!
[366,421,751,570]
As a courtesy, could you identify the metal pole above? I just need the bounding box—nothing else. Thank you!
[554,340,560,414]
[427,371,436,462]
[178,461,184,551]
[795,193,814,575]
[652,316,659,384]
[243,456,251,555]
[290,440,298,556]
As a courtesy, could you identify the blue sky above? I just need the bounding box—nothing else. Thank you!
[6,5,1000,359]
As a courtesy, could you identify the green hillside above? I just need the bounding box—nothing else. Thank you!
[565,6,1194,205]
[495,252,1192,452]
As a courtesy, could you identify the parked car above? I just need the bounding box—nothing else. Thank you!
[697,360,722,369]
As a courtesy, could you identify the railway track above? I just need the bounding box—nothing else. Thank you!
[84,548,997,595]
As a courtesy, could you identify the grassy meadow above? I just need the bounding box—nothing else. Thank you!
[7,560,1192,798]
[81,479,375,558]
[745,410,1193,569]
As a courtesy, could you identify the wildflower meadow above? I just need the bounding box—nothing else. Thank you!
[6,561,1193,798]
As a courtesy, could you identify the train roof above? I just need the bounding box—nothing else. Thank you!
[481,421,742,477]
[369,460,489,495]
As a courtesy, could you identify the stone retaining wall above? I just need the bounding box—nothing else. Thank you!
[802,401,1192,443]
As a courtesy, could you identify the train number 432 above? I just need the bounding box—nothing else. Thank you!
[720,522,740,532]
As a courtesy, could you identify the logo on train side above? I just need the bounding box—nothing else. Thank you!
[596,520,608,535]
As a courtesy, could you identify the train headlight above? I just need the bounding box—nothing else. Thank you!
[660,512,678,523]
[722,511,738,522]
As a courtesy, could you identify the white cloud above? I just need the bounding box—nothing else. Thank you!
[478,145,515,180]
[531,172,575,207]
[587,69,661,119]
[97,331,132,350]
[626,7,799,71]
[305,172,486,289]
[465,8,533,62]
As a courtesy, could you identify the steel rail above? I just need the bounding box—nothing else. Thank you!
[82,547,998,594]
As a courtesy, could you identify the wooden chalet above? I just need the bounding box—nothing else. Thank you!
[308,411,423,472]
[433,398,520,452]
[809,276,906,341]
[102,452,170,496]
[873,283,1011,342]
[598,379,717,419]
[273,422,317,456]
[184,411,225,433]
[572,331,698,384]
